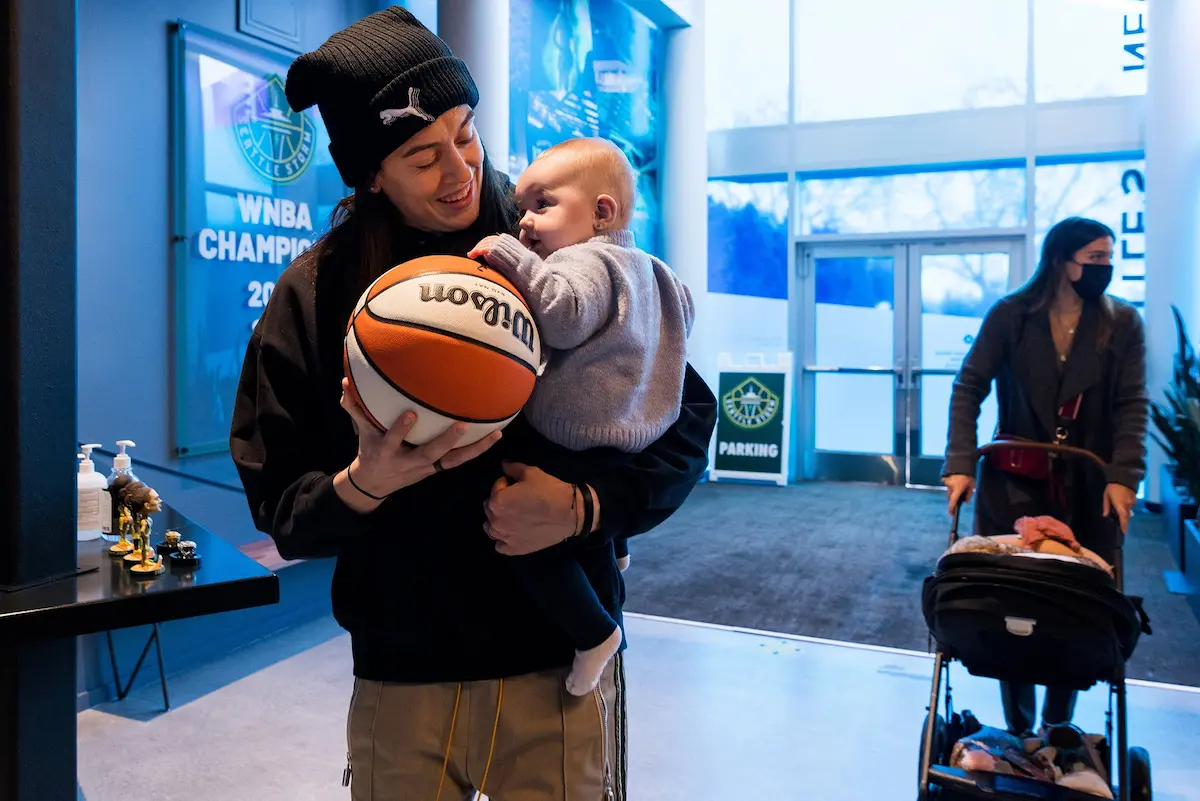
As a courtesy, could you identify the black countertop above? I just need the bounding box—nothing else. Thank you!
[0,505,279,642]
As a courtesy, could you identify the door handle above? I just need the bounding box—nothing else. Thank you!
[802,366,896,374]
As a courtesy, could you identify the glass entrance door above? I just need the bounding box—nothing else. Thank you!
[798,243,906,484]
[906,241,1019,485]
[797,239,1022,485]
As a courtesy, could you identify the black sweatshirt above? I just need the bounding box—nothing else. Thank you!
[230,238,717,683]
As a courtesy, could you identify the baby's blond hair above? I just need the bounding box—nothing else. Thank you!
[535,138,636,228]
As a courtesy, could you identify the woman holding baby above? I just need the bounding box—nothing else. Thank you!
[230,7,714,800]
[941,216,1149,735]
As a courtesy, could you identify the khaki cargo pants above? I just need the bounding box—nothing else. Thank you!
[346,655,627,801]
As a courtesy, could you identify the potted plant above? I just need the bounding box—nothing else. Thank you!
[1150,305,1200,579]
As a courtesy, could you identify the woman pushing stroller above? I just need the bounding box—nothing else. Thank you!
[940,216,1149,735]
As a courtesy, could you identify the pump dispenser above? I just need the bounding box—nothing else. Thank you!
[113,439,136,472]
[105,440,139,542]
[78,444,109,541]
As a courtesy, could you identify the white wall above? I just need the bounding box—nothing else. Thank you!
[705,294,790,370]
[659,0,714,386]
[1144,0,1200,503]
[435,0,509,163]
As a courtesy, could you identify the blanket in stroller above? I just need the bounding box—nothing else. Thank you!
[950,724,1112,798]
[943,516,1113,576]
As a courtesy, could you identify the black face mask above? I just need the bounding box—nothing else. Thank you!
[1070,262,1113,301]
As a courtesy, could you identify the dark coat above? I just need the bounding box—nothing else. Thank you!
[943,294,1148,560]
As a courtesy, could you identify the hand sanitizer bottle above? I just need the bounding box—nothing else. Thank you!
[104,440,139,542]
[77,444,110,542]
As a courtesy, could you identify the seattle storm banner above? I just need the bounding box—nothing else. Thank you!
[170,22,344,454]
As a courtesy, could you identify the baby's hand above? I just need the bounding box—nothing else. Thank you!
[468,236,503,261]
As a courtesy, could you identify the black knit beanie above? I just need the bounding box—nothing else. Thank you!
[285,6,479,188]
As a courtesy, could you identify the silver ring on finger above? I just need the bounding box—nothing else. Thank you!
[433,459,444,473]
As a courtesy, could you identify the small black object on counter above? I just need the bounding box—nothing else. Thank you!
[156,529,183,554]
[169,540,201,569]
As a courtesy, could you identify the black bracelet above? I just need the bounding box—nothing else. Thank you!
[576,483,594,540]
[345,467,387,501]
[565,488,579,542]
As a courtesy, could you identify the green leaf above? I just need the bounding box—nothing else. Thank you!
[1157,306,1200,501]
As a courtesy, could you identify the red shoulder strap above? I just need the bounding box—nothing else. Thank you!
[1058,394,1083,422]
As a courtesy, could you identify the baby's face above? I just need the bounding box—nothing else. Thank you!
[514,154,598,259]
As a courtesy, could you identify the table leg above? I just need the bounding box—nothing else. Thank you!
[105,625,171,710]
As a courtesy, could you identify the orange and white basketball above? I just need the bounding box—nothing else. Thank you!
[343,255,542,446]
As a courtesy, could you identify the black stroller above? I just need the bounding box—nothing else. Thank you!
[919,440,1154,801]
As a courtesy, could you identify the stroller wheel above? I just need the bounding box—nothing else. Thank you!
[919,712,948,794]
[1128,747,1152,801]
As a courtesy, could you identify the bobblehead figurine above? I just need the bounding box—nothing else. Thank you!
[108,474,138,556]
[120,482,166,576]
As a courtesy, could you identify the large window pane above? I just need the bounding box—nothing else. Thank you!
[705,0,789,130]
[920,253,1011,371]
[708,178,789,299]
[1034,160,1146,307]
[814,374,895,453]
[794,0,1027,123]
[814,256,894,367]
[799,167,1027,236]
[922,375,1000,458]
[1034,0,1148,102]
[919,252,1009,459]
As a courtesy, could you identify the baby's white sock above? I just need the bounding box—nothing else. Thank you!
[566,628,623,696]
[617,555,630,572]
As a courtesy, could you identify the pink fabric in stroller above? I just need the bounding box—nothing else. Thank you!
[1014,515,1082,553]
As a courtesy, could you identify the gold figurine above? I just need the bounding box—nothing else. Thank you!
[130,508,165,576]
[130,550,165,577]
[107,474,140,556]
[109,505,136,556]
[126,516,153,564]
[116,482,164,571]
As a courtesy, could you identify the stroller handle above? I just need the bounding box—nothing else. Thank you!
[979,439,1108,470]
[946,439,1126,594]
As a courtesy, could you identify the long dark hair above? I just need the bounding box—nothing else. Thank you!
[1012,216,1116,348]
[308,151,520,300]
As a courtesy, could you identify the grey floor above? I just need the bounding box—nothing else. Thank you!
[624,481,1200,686]
[78,613,1200,801]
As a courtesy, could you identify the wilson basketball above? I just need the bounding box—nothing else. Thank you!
[343,255,542,446]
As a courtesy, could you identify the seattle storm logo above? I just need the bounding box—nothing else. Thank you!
[233,75,315,184]
[722,377,779,430]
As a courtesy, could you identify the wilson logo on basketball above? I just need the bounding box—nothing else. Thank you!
[344,254,541,447]
[419,283,537,355]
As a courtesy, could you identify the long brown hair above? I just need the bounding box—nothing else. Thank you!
[1012,216,1117,350]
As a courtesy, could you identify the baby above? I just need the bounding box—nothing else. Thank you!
[469,137,694,694]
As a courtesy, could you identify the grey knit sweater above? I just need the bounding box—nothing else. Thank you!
[486,231,695,453]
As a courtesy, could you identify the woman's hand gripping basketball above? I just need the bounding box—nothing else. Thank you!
[334,378,502,513]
